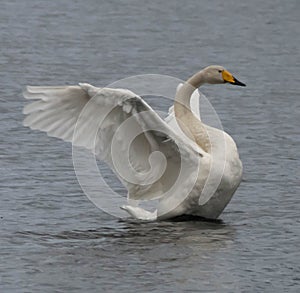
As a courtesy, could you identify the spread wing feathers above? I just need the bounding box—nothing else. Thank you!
[23,83,200,201]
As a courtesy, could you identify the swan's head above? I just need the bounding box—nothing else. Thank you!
[203,65,246,86]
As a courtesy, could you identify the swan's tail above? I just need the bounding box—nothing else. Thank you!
[121,205,157,221]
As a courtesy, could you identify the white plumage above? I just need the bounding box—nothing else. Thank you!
[23,65,245,221]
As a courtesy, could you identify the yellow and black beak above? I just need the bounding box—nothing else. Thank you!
[222,70,246,87]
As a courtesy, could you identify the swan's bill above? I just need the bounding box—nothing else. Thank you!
[222,70,246,87]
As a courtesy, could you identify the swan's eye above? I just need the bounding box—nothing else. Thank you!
[218,70,222,73]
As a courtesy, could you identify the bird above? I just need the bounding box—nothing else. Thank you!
[23,65,245,221]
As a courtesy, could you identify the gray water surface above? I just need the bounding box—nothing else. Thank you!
[1,0,299,292]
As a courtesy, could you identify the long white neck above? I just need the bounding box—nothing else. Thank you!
[174,70,211,153]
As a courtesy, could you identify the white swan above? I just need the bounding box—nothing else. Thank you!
[23,65,245,221]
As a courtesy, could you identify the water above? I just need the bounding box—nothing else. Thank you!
[1,0,299,292]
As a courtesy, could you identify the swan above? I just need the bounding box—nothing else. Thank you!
[23,65,245,221]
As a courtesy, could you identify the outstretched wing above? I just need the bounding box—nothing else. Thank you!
[23,83,202,202]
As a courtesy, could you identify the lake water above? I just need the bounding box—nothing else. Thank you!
[0,0,299,292]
